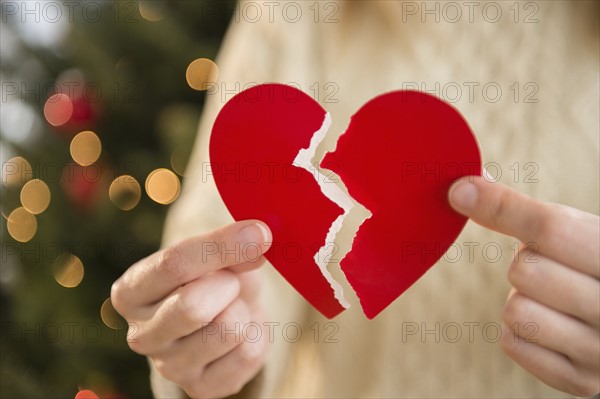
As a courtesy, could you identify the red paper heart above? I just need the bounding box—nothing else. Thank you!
[210,84,481,319]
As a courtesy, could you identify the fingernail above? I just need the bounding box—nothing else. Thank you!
[449,180,478,210]
[237,223,270,247]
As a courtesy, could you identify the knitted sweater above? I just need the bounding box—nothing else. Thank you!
[152,1,599,397]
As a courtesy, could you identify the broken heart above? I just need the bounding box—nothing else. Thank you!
[209,84,481,319]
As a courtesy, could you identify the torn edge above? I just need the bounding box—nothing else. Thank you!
[293,112,352,309]
[320,116,373,306]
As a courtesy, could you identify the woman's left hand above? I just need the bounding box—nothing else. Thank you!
[449,176,599,397]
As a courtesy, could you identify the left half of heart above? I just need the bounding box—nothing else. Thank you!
[209,83,351,318]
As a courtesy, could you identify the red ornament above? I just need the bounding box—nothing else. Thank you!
[60,163,106,212]
[210,84,481,319]
[68,96,95,127]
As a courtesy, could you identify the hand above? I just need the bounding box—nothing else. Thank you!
[449,176,600,396]
[111,220,272,398]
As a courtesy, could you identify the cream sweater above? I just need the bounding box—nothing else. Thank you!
[153,1,599,397]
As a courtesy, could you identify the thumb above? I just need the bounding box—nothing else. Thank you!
[448,176,548,243]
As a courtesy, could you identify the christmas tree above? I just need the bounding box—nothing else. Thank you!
[1,1,235,396]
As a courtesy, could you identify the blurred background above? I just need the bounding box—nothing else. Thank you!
[1,1,234,397]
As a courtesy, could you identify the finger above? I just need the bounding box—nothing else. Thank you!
[509,249,600,327]
[448,176,600,277]
[448,176,544,241]
[151,298,252,387]
[236,268,264,312]
[133,271,241,353]
[228,254,267,274]
[502,292,599,367]
[189,326,268,398]
[112,220,271,310]
[501,323,599,397]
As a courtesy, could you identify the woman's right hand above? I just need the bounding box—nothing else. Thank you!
[111,220,272,398]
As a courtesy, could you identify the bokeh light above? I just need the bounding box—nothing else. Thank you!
[43,93,73,127]
[70,131,102,166]
[145,168,180,205]
[53,254,84,288]
[100,298,123,330]
[185,58,218,91]
[139,1,167,21]
[7,207,37,242]
[2,156,32,187]
[1,101,42,145]
[20,179,51,214]
[109,175,141,211]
